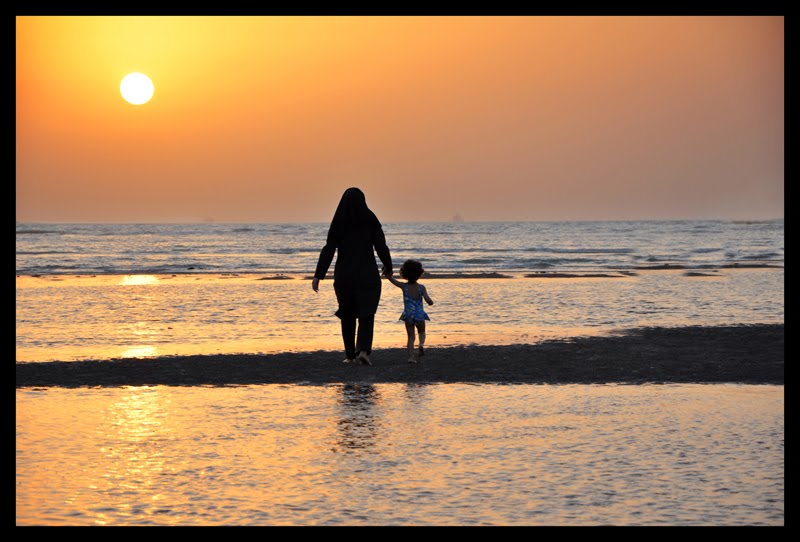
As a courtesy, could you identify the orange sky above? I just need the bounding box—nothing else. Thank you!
[16,16,783,222]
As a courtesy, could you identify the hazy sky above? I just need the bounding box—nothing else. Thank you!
[16,16,783,222]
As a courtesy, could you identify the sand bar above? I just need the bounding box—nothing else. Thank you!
[16,324,783,388]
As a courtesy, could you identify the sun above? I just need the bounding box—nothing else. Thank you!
[120,72,154,105]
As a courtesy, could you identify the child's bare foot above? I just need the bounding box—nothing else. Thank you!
[418,345,425,357]
[408,357,418,364]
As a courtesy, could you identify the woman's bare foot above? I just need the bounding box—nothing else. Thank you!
[357,352,372,365]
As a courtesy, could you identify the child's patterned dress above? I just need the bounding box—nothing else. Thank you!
[399,283,430,323]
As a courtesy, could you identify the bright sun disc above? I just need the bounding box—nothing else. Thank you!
[120,72,154,105]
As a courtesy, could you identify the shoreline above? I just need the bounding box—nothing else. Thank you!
[16,324,783,388]
[15,266,785,284]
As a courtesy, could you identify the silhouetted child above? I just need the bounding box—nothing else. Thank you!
[384,259,434,363]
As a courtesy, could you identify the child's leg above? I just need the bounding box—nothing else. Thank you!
[416,322,426,356]
[405,322,416,361]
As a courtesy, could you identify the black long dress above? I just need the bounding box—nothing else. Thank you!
[314,188,393,320]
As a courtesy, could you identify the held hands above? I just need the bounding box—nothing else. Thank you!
[381,266,393,277]
[312,277,320,293]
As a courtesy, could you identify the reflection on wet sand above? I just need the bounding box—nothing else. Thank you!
[16,384,783,525]
[403,383,429,405]
[89,387,175,525]
[337,384,382,452]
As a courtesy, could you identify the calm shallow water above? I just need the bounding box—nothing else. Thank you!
[16,384,784,526]
[16,220,784,362]
[16,269,784,362]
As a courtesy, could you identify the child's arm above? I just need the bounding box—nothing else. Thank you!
[385,274,405,288]
[421,284,434,305]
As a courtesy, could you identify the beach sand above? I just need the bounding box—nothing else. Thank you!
[16,324,783,388]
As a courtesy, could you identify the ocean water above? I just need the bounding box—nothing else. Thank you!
[16,220,784,276]
[16,221,784,526]
[15,220,784,362]
[16,383,783,526]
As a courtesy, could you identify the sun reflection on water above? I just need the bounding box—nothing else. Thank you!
[120,346,159,359]
[120,275,159,286]
[91,386,176,524]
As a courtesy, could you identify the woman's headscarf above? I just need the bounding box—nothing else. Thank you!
[327,187,381,241]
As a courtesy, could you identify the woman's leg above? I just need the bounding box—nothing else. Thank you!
[356,314,375,356]
[405,322,416,362]
[341,316,357,360]
[416,322,426,357]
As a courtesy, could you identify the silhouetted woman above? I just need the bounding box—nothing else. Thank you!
[312,187,393,365]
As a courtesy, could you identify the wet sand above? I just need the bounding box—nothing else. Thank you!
[16,324,783,388]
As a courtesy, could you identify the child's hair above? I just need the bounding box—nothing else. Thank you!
[399,259,425,283]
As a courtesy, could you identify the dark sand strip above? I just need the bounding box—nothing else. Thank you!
[634,264,687,270]
[720,263,783,269]
[304,272,514,280]
[634,263,783,270]
[16,325,783,388]
[417,272,513,279]
[524,273,627,278]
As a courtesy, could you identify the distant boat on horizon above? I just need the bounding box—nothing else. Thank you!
[452,213,464,223]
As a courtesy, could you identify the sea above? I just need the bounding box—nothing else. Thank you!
[15,219,784,278]
[16,220,784,363]
[16,220,784,525]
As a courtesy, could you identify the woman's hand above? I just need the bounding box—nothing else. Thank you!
[312,277,320,292]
